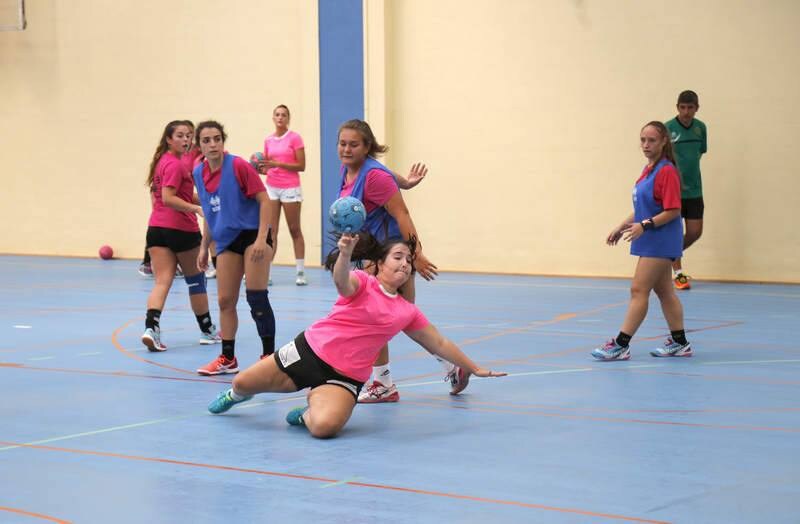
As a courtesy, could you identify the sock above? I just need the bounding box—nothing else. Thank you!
[146,309,161,330]
[373,364,393,387]
[673,268,683,277]
[261,336,275,357]
[229,388,247,401]
[222,339,235,360]
[615,331,632,348]
[435,356,456,375]
[671,330,688,345]
[211,255,217,269]
[296,259,305,273]
[195,312,213,334]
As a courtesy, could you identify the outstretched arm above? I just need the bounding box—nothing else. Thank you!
[333,234,361,297]
[406,324,506,378]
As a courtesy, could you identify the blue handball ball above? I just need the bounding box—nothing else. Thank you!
[329,196,366,233]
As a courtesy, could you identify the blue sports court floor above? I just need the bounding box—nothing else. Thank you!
[1,255,798,523]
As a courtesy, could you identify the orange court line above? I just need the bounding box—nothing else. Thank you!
[401,400,800,433]
[403,392,800,416]
[111,317,197,375]
[0,506,71,523]
[0,363,231,383]
[0,440,669,523]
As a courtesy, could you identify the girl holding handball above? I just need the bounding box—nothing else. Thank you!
[335,120,463,403]
[207,233,506,439]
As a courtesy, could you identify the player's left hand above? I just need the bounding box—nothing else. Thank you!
[405,163,428,189]
[415,251,438,281]
[473,368,508,378]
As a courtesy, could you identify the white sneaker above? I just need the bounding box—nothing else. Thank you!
[205,267,217,279]
[141,328,166,352]
[357,381,399,403]
[295,271,308,286]
[199,325,221,345]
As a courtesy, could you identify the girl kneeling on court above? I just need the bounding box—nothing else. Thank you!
[207,233,506,438]
[592,121,692,361]
[142,120,220,352]
[193,121,276,375]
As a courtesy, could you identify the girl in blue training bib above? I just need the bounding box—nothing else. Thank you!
[592,121,693,361]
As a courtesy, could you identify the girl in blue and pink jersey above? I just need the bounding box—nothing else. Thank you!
[260,105,308,285]
[193,121,277,376]
[207,233,506,439]
[335,120,460,404]
[592,121,692,361]
[142,120,220,352]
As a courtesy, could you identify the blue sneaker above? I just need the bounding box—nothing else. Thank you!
[591,338,631,361]
[286,406,308,426]
[208,388,253,414]
[650,338,693,358]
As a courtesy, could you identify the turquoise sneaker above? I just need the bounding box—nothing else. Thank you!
[591,338,631,361]
[208,388,253,414]
[286,406,309,426]
[650,339,693,358]
[199,326,221,345]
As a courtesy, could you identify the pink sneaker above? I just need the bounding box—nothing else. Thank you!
[197,355,239,376]
[357,381,399,403]
[447,367,470,395]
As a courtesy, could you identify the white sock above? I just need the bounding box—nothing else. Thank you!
[373,364,393,387]
[435,356,456,375]
[673,268,682,277]
[229,388,247,401]
[296,259,305,273]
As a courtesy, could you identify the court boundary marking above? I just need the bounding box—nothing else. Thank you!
[0,440,669,523]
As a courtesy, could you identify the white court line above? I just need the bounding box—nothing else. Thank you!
[0,394,306,453]
[4,358,798,453]
[78,352,103,356]
[13,325,32,329]
[435,279,800,299]
[702,359,800,366]
[28,356,55,361]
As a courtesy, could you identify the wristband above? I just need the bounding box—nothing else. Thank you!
[641,218,655,231]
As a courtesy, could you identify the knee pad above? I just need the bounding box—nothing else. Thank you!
[184,272,207,295]
[246,289,275,337]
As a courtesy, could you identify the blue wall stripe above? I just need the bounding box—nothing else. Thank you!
[318,0,364,263]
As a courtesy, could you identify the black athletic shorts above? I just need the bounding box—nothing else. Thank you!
[224,228,274,255]
[681,197,704,220]
[146,226,202,253]
[273,332,364,401]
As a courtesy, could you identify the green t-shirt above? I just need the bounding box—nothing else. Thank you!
[665,117,707,199]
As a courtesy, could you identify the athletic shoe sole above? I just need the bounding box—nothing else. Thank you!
[141,334,166,352]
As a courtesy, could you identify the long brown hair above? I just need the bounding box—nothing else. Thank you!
[642,121,677,165]
[146,120,187,191]
[338,119,389,157]
[324,232,417,275]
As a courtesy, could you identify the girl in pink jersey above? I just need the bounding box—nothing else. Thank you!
[142,120,220,352]
[336,120,453,404]
[260,105,308,285]
[207,234,506,438]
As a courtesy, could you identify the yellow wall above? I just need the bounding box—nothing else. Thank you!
[374,0,800,282]
[0,0,320,266]
[2,0,799,283]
